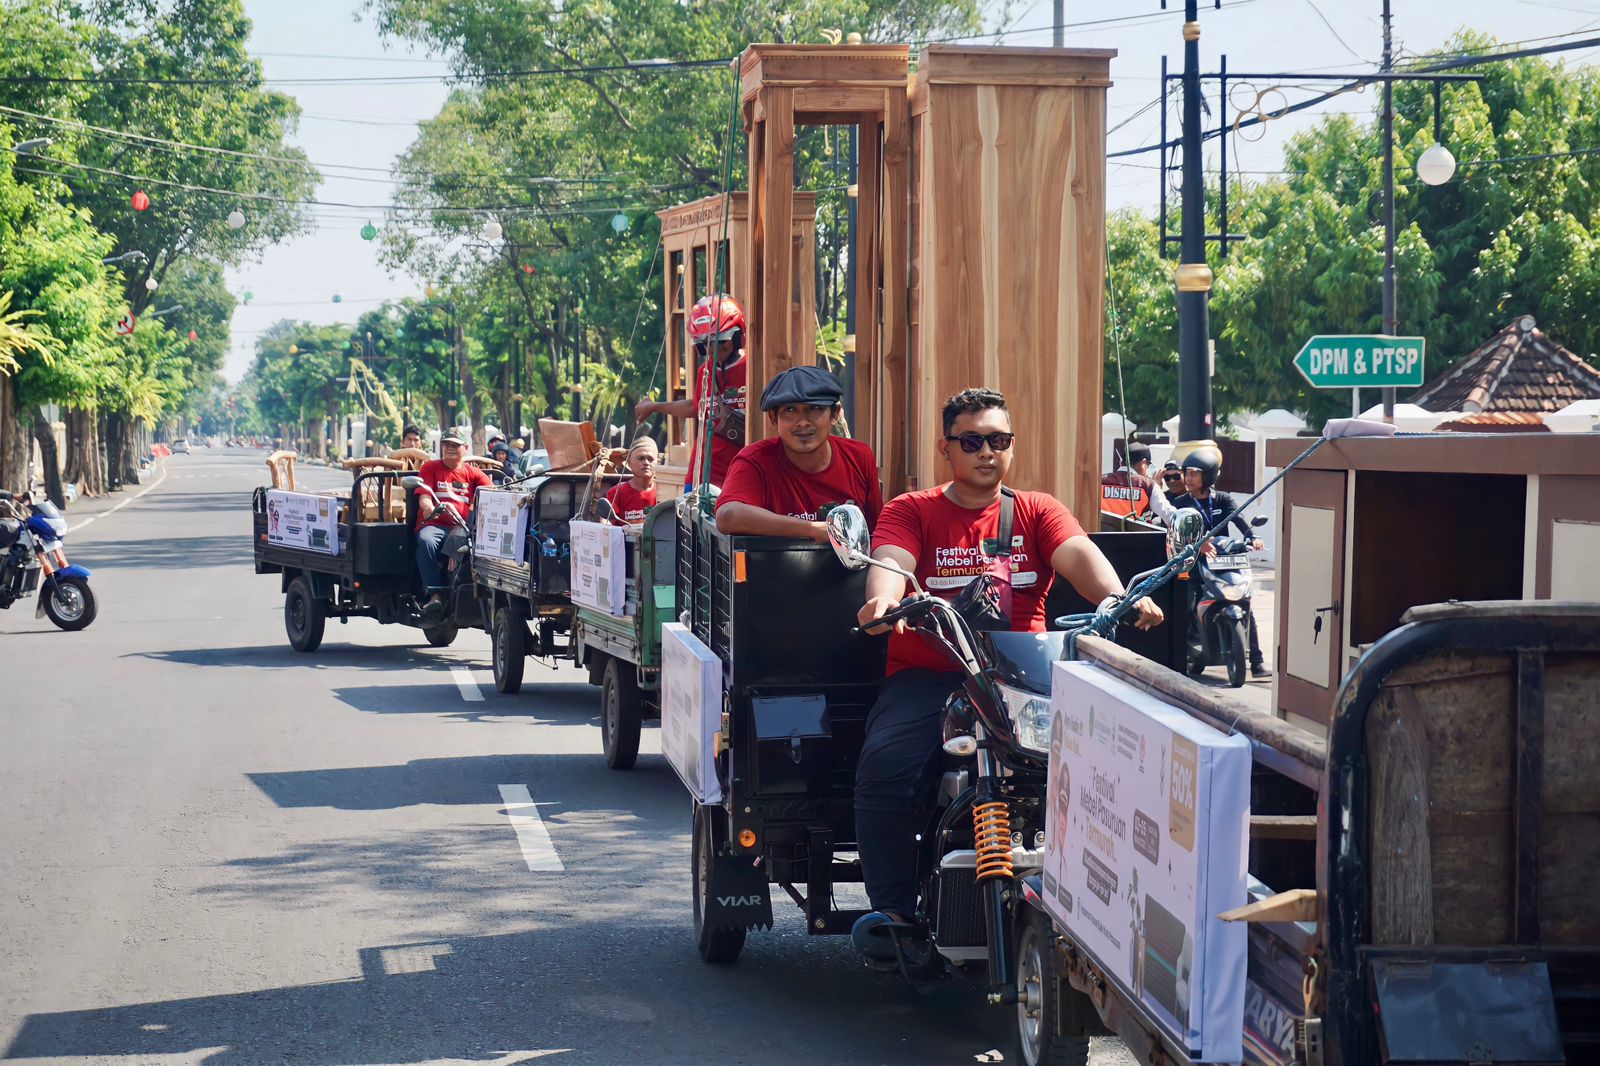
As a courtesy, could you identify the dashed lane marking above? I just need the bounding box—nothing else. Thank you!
[452,666,484,702]
[67,462,169,533]
[498,784,565,872]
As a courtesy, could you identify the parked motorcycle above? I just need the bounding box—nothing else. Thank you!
[1185,514,1268,687]
[0,491,97,631]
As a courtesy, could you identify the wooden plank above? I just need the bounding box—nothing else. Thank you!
[1366,685,1436,946]
[1250,814,1319,840]
[538,418,598,469]
[794,86,887,115]
[880,84,911,497]
[853,121,882,465]
[1263,433,1600,476]
[1219,888,1319,923]
[757,86,796,440]
[1514,650,1545,943]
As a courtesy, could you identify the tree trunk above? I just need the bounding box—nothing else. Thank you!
[30,409,65,508]
[0,373,30,493]
[63,407,104,497]
[305,416,326,459]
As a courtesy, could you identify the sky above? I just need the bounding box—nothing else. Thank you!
[223,0,1600,381]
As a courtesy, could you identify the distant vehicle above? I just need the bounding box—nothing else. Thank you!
[518,448,549,477]
[171,439,190,454]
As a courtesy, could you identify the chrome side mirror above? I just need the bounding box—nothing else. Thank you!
[826,504,872,570]
[401,475,424,490]
[1169,507,1205,556]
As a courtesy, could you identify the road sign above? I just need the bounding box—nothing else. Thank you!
[1293,334,1425,389]
[114,313,136,336]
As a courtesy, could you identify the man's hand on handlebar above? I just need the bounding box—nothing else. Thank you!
[858,593,920,635]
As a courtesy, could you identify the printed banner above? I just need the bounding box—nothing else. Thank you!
[1043,660,1251,1062]
[660,623,722,803]
[473,488,530,563]
[264,489,340,555]
[570,519,627,615]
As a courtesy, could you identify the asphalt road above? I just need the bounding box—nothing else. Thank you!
[0,448,1134,1066]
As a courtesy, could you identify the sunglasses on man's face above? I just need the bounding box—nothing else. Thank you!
[944,431,1016,454]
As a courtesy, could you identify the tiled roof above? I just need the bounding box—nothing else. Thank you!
[1435,411,1550,432]
[1410,316,1600,414]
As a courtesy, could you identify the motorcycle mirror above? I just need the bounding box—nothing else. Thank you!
[401,475,424,490]
[825,504,872,570]
[1251,515,1269,528]
[1169,508,1206,555]
[596,497,618,522]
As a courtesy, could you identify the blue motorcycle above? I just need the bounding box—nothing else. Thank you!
[0,491,97,630]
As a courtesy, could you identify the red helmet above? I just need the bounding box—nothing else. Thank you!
[686,293,745,344]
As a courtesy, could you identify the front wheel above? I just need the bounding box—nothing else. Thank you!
[423,622,458,648]
[601,656,643,770]
[43,576,96,631]
[492,608,526,694]
[284,575,326,652]
[692,803,746,964]
[1223,616,1248,688]
[1015,909,1091,1066]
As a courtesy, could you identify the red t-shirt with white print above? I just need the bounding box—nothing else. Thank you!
[871,486,1086,674]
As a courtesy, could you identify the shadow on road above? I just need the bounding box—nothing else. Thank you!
[128,644,471,671]
[333,680,598,726]
[77,533,249,570]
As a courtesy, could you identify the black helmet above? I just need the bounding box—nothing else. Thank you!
[1180,450,1220,489]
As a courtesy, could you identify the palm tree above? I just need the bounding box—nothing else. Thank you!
[0,290,62,374]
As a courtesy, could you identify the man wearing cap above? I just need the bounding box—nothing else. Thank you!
[605,437,659,525]
[1100,442,1176,527]
[715,365,882,541]
[413,429,493,617]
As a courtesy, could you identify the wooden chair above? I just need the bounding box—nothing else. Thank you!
[265,450,297,490]
[387,447,431,471]
[342,456,409,522]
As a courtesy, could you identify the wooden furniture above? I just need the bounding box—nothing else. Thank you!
[908,46,1114,517]
[538,418,601,470]
[387,447,431,471]
[265,450,297,490]
[1266,432,1600,733]
[657,192,819,448]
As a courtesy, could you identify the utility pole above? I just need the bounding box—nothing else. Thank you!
[1380,0,1398,423]
[1175,0,1214,446]
[1053,0,1064,46]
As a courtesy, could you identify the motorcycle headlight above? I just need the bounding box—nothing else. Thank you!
[1219,583,1249,602]
[998,683,1054,754]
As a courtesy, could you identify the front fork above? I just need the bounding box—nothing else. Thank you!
[973,741,1018,1000]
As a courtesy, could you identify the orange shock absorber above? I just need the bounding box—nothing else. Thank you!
[973,800,1014,881]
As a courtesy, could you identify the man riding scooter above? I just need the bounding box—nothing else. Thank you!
[715,365,883,541]
[413,429,492,619]
[634,293,749,488]
[1169,449,1271,679]
[850,387,1163,959]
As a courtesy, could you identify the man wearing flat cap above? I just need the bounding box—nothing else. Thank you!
[715,365,882,543]
[413,428,492,618]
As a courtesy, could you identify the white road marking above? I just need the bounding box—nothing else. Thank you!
[451,666,484,701]
[498,784,565,871]
[67,462,169,532]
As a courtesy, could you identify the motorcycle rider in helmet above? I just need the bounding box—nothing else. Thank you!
[634,293,748,487]
[1169,450,1271,679]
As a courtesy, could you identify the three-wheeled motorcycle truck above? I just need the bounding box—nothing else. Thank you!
[252,468,484,650]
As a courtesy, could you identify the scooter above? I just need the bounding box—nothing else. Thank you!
[0,491,97,631]
[1186,514,1268,687]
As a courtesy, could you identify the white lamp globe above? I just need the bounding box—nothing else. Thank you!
[144,277,159,292]
[226,208,246,229]
[483,217,503,241]
[1417,143,1457,186]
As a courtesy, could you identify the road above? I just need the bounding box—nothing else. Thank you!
[0,448,1134,1066]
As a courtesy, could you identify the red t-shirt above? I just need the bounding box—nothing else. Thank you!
[413,459,493,530]
[871,487,1086,675]
[606,480,658,525]
[687,352,748,487]
[715,436,883,528]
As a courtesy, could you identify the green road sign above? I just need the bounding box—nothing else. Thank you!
[1293,335,1426,389]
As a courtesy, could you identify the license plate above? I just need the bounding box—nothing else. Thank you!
[1211,554,1249,571]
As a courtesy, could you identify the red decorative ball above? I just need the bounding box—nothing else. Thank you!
[187,330,198,341]
[521,263,535,275]
[131,190,151,211]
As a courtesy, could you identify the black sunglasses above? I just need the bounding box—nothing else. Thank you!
[944,431,1016,454]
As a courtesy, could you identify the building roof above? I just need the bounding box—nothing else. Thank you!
[1410,316,1600,414]
[1435,411,1550,432]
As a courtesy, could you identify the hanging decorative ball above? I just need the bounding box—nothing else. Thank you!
[131,190,150,211]
[426,284,436,299]
[144,277,159,292]
[243,291,254,304]
[1417,143,1457,187]
[289,344,299,355]
[332,293,343,303]
[611,212,630,233]
[226,209,246,230]
[483,217,503,242]
[521,263,535,275]
[187,329,198,341]
[360,222,378,241]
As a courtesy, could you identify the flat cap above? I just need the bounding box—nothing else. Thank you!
[440,429,468,446]
[760,365,844,412]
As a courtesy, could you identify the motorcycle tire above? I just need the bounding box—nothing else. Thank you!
[43,575,96,632]
[1224,617,1248,688]
[423,622,458,648]
[692,803,746,964]
[492,608,525,694]
[1014,909,1092,1066]
[284,575,326,652]
[601,656,643,771]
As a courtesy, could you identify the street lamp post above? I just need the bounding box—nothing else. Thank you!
[1175,0,1215,448]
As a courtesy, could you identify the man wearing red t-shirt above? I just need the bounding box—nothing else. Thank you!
[605,436,660,525]
[848,388,1163,959]
[715,365,882,541]
[413,429,493,617]
[634,293,748,487]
